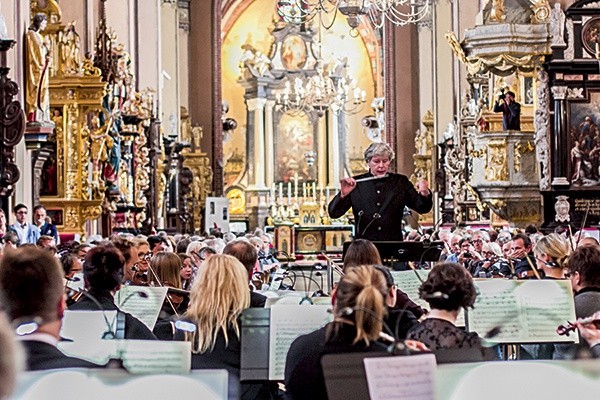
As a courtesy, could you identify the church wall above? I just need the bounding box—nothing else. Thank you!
[433,0,455,144]
[161,2,180,137]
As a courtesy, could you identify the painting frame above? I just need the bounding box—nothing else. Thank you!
[581,16,600,58]
[568,90,600,188]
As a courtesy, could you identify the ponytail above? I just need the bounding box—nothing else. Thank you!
[328,265,388,345]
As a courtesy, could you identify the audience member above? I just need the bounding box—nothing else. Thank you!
[33,205,59,244]
[8,204,40,245]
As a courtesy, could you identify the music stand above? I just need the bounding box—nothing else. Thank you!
[342,241,443,265]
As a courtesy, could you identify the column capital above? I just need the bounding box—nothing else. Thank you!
[246,98,268,111]
[551,86,568,100]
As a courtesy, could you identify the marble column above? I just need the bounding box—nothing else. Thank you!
[264,100,275,187]
[246,97,267,189]
[327,112,341,188]
[551,86,569,187]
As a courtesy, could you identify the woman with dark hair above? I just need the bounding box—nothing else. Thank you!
[285,265,405,400]
[343,239,426,319]
[68,244,157,340]
[342,239,382,270]
[407,262,494,360]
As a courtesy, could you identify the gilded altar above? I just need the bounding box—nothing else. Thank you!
[31,1,106,238]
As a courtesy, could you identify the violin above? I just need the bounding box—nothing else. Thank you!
[556,316,600,336]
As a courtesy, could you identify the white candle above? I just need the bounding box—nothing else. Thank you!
[303,182,307,199]
[326,188,330,205]
[271,183,276,202]
[278,182,283,202]
[294,172,299,202]
[312,182,316,200]
[287,181,292,203]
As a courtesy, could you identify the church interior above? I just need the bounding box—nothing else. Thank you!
[4,0,600,399]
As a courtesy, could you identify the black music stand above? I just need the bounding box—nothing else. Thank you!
[343,241,443,267]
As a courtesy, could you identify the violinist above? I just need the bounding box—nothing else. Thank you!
[572,311,600,358]
[178,253,194,290]
[112,236,148,286]
[554,245,600,359]
[150,252,189,340]
[68,244,157,340]
[533,233,570,279]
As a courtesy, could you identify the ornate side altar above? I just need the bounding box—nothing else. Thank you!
[29,1,106,238]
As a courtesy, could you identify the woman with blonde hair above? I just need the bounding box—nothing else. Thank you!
[174,254,266,399]
[534,233,570,279]
[285,265,394,400]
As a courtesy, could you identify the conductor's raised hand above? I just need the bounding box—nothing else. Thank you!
[416,179,430,196]
[339,177,356,198]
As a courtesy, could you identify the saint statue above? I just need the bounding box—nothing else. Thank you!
[25,13,51,123]
[59,22,82,75]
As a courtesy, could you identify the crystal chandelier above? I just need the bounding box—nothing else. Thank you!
[276,0,431,30]
[275,60,366,117]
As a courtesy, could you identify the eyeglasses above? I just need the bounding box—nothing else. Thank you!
[564,271,572,279]
[472,239,483,244]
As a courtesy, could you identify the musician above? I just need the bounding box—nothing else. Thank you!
[328,142,432,241]
[343,238,426,319]
[223,239,267,308]
[174,254,270,400]
[407,262,496,360]
[112,236,145,286]
[574,311,600,358]
[0,312,20,398]
[0,247,101,370]
[555,245,600,359]
[285,265,401,400]
[68,244,157,340]
[533,233,570,279]
[472,242,511,278]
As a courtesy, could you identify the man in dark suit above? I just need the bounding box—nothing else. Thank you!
[328,142,432,241]
[0,247,100,370]
[223,239,267,307]
[69,244,157,340]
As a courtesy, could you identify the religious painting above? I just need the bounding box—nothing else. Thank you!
[46,209,63,227]
[40,153,58,196]
[275,111,315,183]
[581,16,600,58]
[568,91,600,188]
[281,34,307,71]
[521,76,534,106]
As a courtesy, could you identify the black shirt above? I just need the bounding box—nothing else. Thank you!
[21,340,102,371]
[284,323,388,400]
[328,172,432,241]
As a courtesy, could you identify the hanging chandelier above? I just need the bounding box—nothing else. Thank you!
[275,60,366,117]
[276,0,431,31]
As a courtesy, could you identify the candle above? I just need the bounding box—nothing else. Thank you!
[319,184,324,202]
[271,183,276,203]
[294,172,299,202]
[312,182,316,200]
[303,182,307,199]
[278,182,283,202]
[287,181,292,203]
[326,188,330,205]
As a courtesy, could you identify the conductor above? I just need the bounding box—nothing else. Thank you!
[328,142,432,241]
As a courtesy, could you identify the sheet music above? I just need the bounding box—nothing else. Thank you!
[363,354,436,400]
[391,270,465,327]
[468,279,577,343]
[390,270,430,311]
[268,304,332,380]
[115,286,168,330]
[60,310,118,341]
[58,340,191,374]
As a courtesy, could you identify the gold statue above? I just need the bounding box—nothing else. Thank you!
[89,115,111,193]
[59,21,82,76]
[489,0,506,23]
[25,13,51,123]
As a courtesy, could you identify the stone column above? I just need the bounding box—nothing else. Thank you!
[327,112,341,188]
[551,86,569,187]
[246,97,267,190]
[264,100,275,186]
